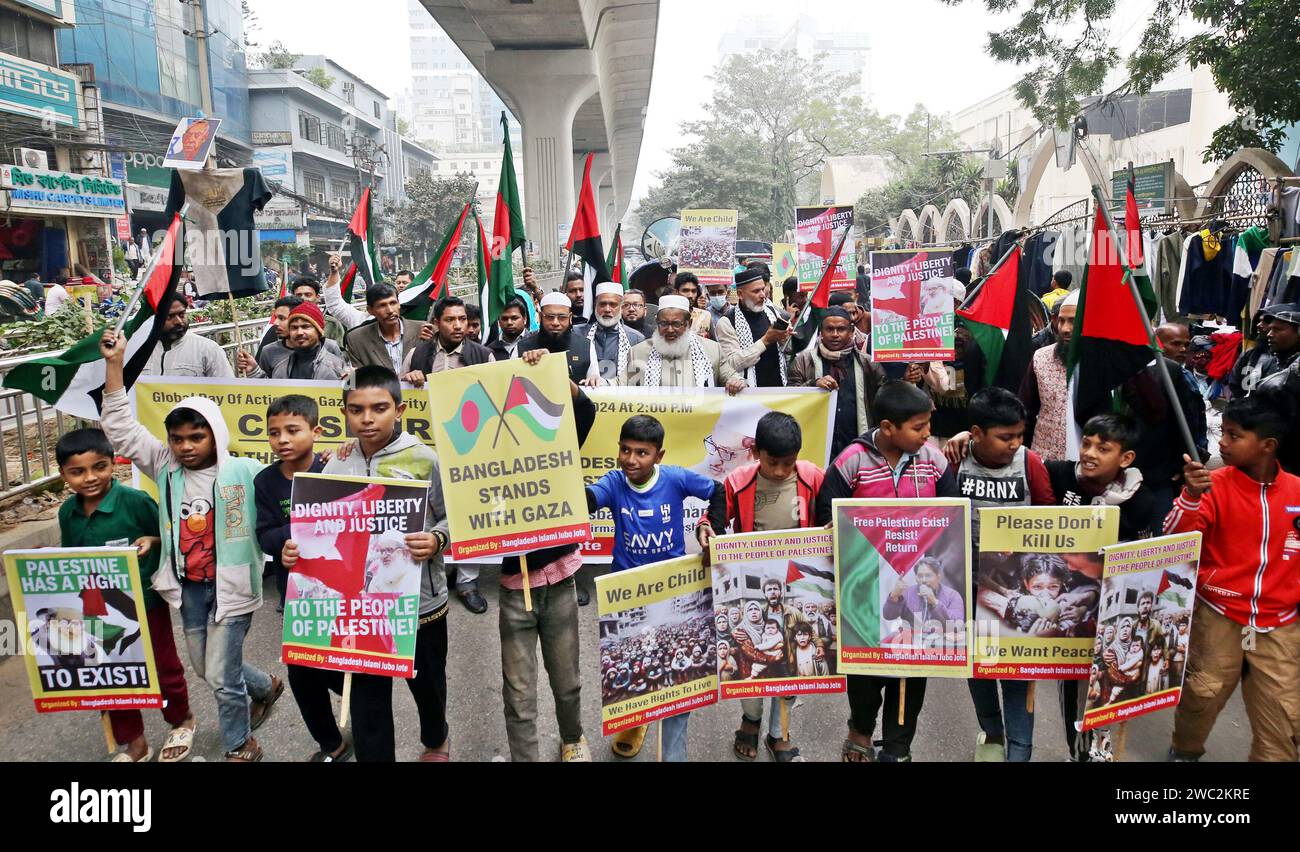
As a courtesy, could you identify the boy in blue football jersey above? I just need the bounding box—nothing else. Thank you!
[586,414,724,760]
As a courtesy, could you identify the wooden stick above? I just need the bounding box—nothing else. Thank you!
[227,290,242,353]
[1027,681,1036,714]
[521,551,532,613]
[101,711,116,755]
[1114,721,1128,761]
[780,698,789,742]
[339,672,353,729]
[898,679,906,726]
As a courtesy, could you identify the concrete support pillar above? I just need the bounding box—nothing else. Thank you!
[487,49,598,269]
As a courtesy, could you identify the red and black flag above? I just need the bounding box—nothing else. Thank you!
[565,153,611,318]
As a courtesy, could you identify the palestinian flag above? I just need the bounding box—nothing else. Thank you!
[1124,179,1160,321]
[793,224,848,342]
[606,223,626,289]
[565,153,611,318]
[956,244,1036,391]
[474,210,494,344]
[338,262,360,303]
[1157,568,1194,597]
[501,375,563,442]
[3,213,184,419]
[786,560,834,601]
[836,521,882,648]
[400,202,471,321]
[345,187,382,294]
[442,381,502,455]
[1066,205,1157,423]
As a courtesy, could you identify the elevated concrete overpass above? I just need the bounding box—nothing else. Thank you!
[420,0,658,266]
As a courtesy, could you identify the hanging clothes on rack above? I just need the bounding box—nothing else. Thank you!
[1020,230,1059,296]
[1153,230,1185,320]
[1178,229,1237,317]
[1250,247,1283,317]
[1280,186,1300,240]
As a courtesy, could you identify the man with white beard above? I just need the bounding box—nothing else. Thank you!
[587,282,644,385]
[714,266,794,389]
[622,295,744,392]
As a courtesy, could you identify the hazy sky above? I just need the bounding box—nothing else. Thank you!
[246,0,1162,207]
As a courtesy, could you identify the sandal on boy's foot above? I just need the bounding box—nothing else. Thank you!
[974,732,1006,762]
[419,741,450,762]
[576,585,590,607]
[561,736,592,762]
[311,736,353,763]
[250,676,285,731]
[159,719,197,762]
[841,737,876,762]
[110,746,154,763]
[733,719,760,761]
[765,734,804,763]
[610,725,648,758]
[225,740,263,762]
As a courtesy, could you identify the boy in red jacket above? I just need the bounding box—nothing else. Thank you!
[1165,395,1300,761]
[700,412,824,762]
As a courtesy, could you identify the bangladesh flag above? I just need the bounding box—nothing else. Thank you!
[442,381,502,455]
[606,223,626,289]
[501,375,563,441]
[401,202,471,321]
[483,112,526,338]
[1067,205,1156,423]
[956,244,1035,391]
[565,153,611,319]
[4,213,184,419]
[345,187,382,295]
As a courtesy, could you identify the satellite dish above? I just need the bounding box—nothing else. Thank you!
[641,216,680,261]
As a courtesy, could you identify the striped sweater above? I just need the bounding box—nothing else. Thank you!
[815,430,959,525]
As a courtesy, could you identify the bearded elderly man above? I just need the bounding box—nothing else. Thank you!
[714,266,794,389]
[586,282,644,385]
[622,295,743,393]
[517,291,600,385]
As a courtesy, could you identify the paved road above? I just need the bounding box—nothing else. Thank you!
[0,566,1253,762]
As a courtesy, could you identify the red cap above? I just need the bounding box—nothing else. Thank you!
[288,301,325,336]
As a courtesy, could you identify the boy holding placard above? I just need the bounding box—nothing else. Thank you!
[586,414,725,761]
[955,388,1055,762]
[1165,395,1300,761]
[99,329,282,763]
[815,381,960,763]
[253,395,351,763]
[699,411,824,762]
[282,365,448,762]
[56,428,195,763]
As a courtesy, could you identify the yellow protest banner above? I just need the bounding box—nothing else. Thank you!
[425,356,590,560]
[595,555,717,734]
[973,506,1119,679]
[579,387,832,563]
[771,242,797,284]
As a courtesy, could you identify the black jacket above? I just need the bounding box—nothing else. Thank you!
[406,336,493,373]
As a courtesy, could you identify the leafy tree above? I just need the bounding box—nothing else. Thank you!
[945,0,1300,162]
[304,68,335,91]
[635,52,871,240]
[253,40,299,70]
[390,172,479,255]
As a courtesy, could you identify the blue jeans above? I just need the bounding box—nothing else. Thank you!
[741,696,797,739]
[967,678,1034,761]
[660,712,690,762]
[181,581,274,752]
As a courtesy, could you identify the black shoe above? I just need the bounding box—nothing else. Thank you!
[577,585,590,607]
[458,586,488,614]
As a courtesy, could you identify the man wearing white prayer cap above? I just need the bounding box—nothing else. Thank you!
[585,282,643,385]
[517,291,600,385]
[622,294,742,392]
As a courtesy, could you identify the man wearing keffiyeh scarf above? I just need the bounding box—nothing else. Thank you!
[588,282,643,385]
[622,296,744,393]
[715,266,793,388]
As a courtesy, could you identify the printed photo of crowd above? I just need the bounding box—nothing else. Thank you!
[713,562,838,681]
[678,225,736,271]
[598,592,717,705]
[1086,564,1196,710]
